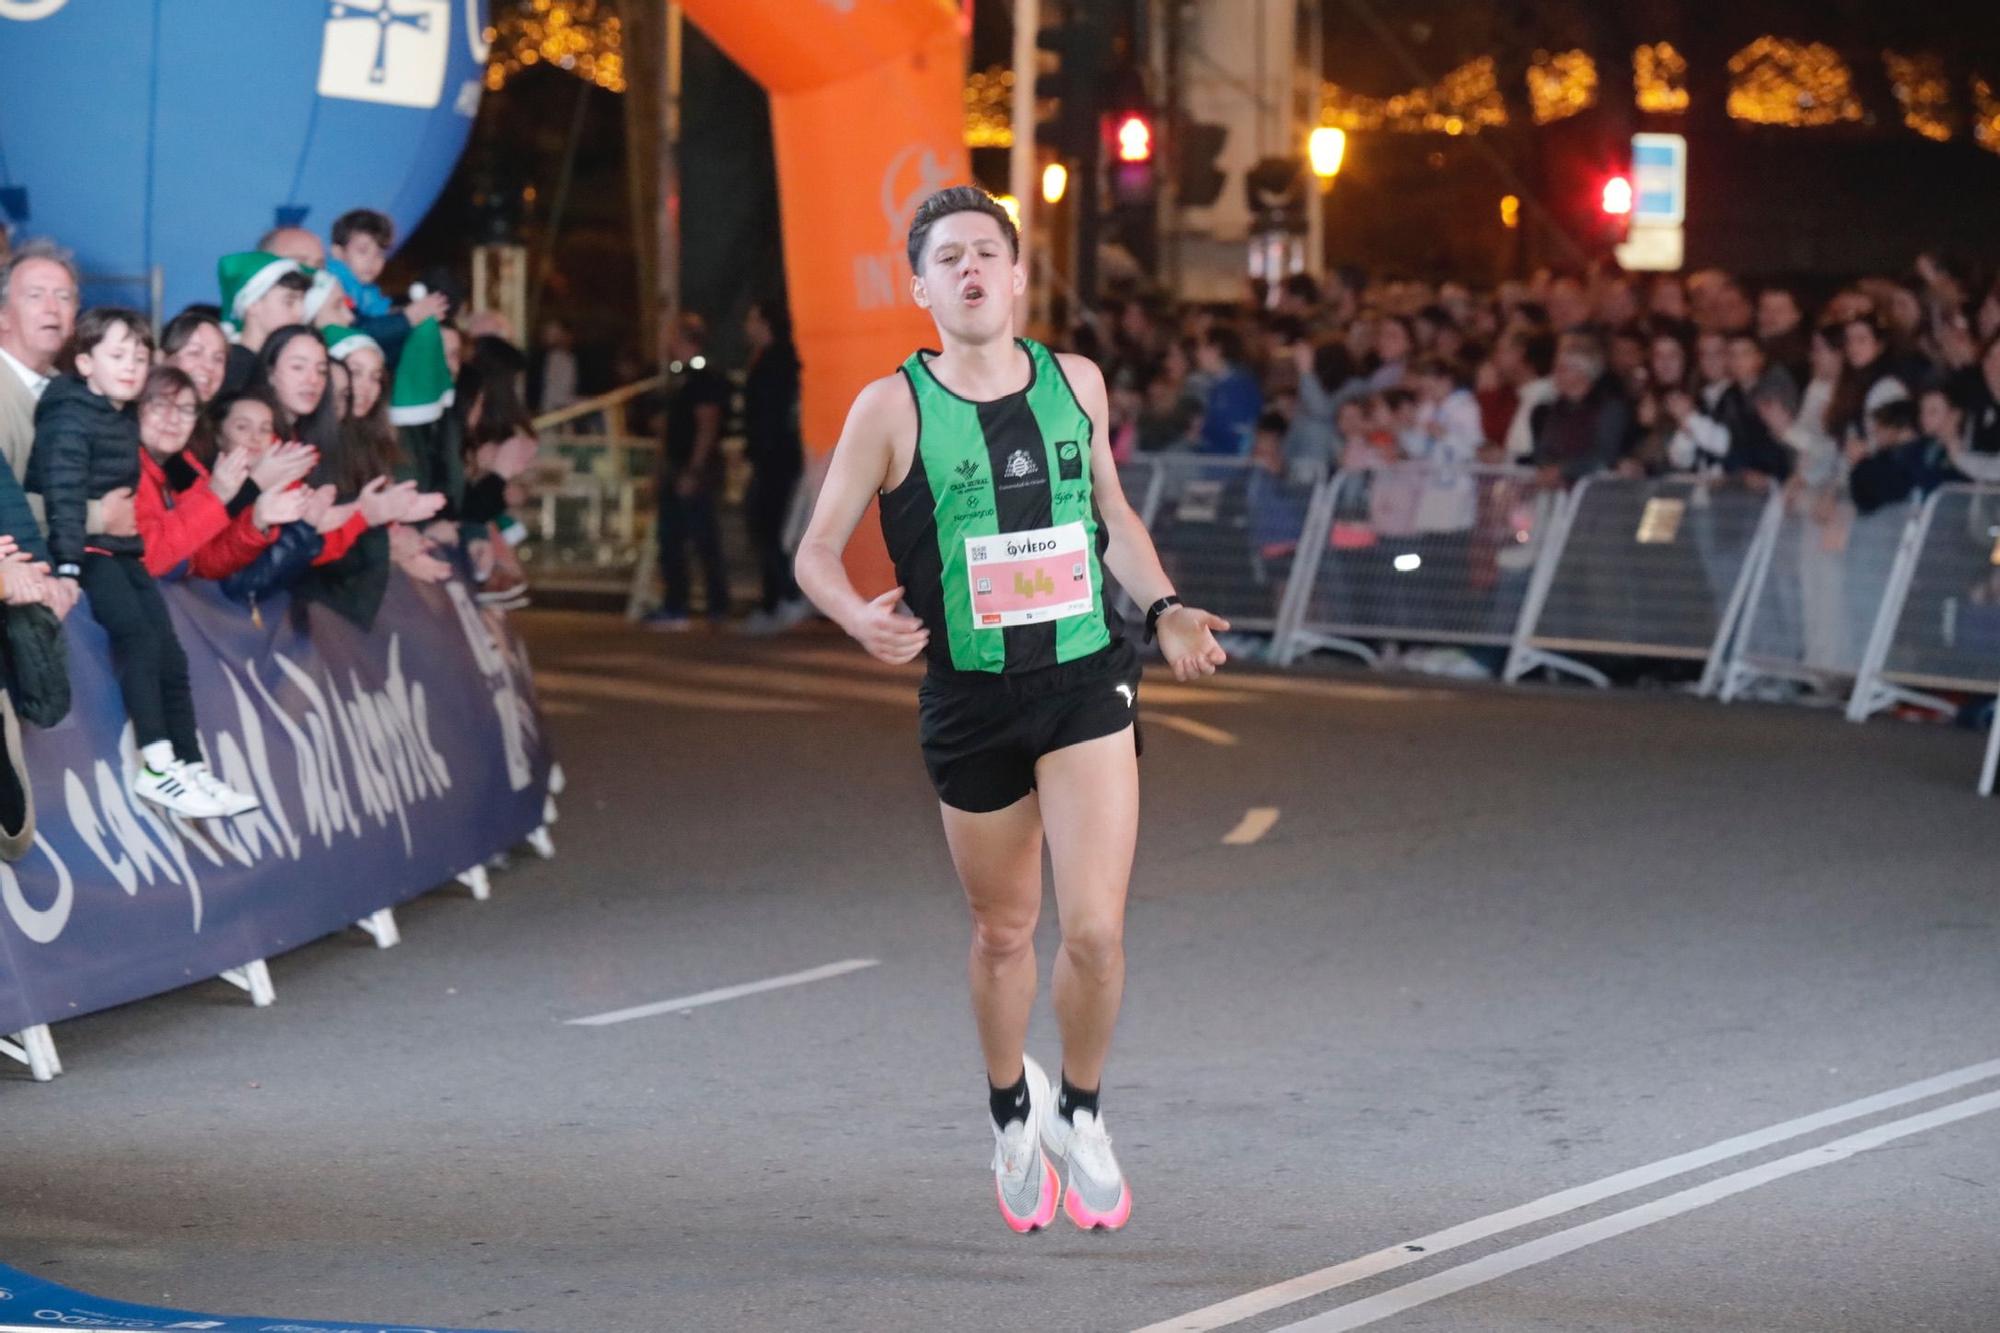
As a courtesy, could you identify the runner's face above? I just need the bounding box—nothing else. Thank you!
[914,213,1020,341]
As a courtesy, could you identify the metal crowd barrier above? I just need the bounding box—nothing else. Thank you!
[1506,476,1781,691]
[1846,483,2000,722]
[1104,457,1167,627]
[1718,498,1918,703]
[1139,454,1323,639]
[1276,463,1549,667]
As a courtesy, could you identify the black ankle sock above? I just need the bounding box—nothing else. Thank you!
[989,1071,1030,1130]
[1058,1074,1100,1124]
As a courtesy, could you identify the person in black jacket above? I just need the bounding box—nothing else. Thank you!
[1847,397,1965,516]
[740,298,809,630]
[26,308,258,820]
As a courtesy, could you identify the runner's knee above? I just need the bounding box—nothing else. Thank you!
[971,913,1037,963]
[1060,918,1124,973]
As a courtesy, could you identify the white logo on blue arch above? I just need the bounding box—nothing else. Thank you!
[879,143,954,247]
[0,0,70,19]
[319,0,451,110]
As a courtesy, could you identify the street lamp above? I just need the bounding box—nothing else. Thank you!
[995,194,1022,229]
[1308,126,1347,183]
[1041,161,1068,205]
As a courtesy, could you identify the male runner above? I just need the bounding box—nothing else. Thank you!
[794,186,1228,1232]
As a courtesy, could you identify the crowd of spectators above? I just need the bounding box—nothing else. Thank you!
[0,213,542,827]
[1071,258,2000,681]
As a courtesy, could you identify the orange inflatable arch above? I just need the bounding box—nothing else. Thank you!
[680,0,970,593]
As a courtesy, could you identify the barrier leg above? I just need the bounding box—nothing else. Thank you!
[1503,489,1608,688]
[1846,499,1933,722]
[29,1023,60,1078]
[1700,490,1785,699]
[456,865,492,901]
[1270,475,1357,668]
[355,909,401,949]
[526,825,556,860]
[1980,696,2000,797]
[624,521,658,622]
[217,960,276,1008]
[2,1025,59,1081]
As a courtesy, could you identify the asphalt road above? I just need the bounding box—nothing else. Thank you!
[3,610,1996,1333]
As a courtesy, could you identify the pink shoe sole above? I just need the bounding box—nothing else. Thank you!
[996,1149,1062,1233]
[1063,1179,1132,1231]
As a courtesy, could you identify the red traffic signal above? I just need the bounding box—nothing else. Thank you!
[1115,113,1153,164]
[1600,174,1634,216]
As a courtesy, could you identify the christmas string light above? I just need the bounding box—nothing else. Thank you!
[1634,42,1690,113]
[1319,57,1508,134]
[1973,75,2000,154]
[1527,49,1597,124]
[1884,51,1954,141]
[486,0,626,94]
[1726,37,1860,126]
[964,65,1016,148]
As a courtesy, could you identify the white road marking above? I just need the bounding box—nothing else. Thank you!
[566,958,880,1026]
[1222,807,1281,845]
[533,670,820,713]
[1135,681,1258,706]
[1150,713,1239,746]
[1277,1088,2000,1331]
[1134,1056,2000,1332]
[564,655,916,707]
[611,649,1260,707]
[1173,671,1453,704]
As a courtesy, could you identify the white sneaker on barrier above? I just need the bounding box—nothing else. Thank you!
[132,760,229,819]
[184,762,260,816]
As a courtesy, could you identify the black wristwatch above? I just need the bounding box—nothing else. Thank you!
[1143,595,1183,643]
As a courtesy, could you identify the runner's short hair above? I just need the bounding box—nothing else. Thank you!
[905,186,1019,274]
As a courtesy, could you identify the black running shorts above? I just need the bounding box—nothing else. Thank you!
[917,639,1142,813]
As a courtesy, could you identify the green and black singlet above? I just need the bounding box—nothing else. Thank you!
[879,338,1118,677]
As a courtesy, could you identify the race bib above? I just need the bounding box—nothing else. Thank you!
[967,522,1093,628]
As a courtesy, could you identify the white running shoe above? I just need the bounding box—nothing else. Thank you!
[131,760,229,819]
[1042,1100,1133,1231]
[183,762,260,816]
[991,1054,1060,1233]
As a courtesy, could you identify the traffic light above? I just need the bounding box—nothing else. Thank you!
[1109,109,1156,208]
[1115,113,1152,164]
[1034,12,1109,159]
[1597,171,1633,248]
[1175,121,1228,207]
[1245,156,1308,234]
[1600,174,1633,217]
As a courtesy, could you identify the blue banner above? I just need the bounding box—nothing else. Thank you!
[0,1259,521,1332]
[0,572,552,1035]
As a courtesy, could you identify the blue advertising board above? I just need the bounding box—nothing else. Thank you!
[0,571,552,1036]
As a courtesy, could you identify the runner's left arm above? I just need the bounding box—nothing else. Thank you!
[1058,353,1229,680]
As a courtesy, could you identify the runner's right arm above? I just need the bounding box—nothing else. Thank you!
[794,378,931,665]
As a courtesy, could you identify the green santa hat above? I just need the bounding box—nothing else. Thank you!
[389,318,455,426]
[217,251,306,334]
[322,326,382,363]
[302,267,345,322]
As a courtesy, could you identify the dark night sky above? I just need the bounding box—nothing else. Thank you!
[404,1,2000,361]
